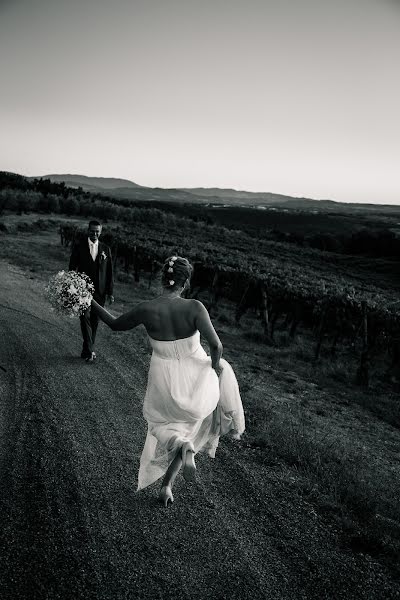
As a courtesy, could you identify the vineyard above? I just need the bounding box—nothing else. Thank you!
[60,218,400,387]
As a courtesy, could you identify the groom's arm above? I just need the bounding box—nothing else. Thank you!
[91,299,145,331]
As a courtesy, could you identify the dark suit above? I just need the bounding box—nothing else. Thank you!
[69,238,114,357]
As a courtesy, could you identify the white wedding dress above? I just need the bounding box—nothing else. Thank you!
[137,331,245,490]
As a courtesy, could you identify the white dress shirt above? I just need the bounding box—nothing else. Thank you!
[88,238,99,261]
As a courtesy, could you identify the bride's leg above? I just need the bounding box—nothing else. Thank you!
[162,452,182,488]
[159,451,182,507]
[181,441,196,482]
[159,442,196,506]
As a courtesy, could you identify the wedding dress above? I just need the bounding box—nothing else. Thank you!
[137,331,245,490]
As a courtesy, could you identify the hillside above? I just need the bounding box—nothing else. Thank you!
[27,173,398,212]
[29,173,342,208]
[182,187,335,207]
[28,174,143,191]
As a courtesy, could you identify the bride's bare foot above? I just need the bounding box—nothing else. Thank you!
[159,485,174,507]
[182,441,196,482]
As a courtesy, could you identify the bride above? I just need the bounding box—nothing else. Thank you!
[91,255,245,507]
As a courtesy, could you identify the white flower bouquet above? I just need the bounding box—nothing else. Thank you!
[45,270,95,317]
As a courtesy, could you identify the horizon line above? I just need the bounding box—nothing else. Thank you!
[3,169,400,208]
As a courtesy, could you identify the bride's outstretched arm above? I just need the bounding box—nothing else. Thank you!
[91,299,145,331]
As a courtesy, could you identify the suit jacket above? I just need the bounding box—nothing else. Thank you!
[69,238,114,300]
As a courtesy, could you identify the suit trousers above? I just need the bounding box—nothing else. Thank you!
[80,296,105,356]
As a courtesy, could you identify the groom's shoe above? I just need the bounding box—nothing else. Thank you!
[85,352,96,363]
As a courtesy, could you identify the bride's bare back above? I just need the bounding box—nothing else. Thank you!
[141,297,198,341]
[109,295,221,350]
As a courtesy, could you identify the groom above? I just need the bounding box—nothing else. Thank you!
[69,220,114,362]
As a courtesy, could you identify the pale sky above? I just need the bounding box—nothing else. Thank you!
[0,0,399,204]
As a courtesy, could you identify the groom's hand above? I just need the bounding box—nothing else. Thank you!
[213,364,223,377]
[107,294,115,305]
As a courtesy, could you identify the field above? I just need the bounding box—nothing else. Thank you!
[143,200,400,237]
[0,212,399,599]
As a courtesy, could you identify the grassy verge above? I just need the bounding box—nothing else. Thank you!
[248,400,400,576]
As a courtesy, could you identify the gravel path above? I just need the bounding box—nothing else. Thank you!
[0,260,399,600]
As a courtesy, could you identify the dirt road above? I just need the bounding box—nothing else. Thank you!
[0,259,398,600]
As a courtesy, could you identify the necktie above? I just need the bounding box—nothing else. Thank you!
[89,240,97,260]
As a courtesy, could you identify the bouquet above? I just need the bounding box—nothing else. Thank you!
[45,270,95,317]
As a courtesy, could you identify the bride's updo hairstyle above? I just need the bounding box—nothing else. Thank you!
[161,255,193,290]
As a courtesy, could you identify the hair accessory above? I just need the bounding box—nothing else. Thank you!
[169,280,175,286]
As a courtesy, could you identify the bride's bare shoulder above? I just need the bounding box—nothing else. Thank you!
[141,298,160,310]
[186,298,207,314]
[187,298,206,307]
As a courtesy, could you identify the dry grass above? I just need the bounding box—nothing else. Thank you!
[246,397,400,575]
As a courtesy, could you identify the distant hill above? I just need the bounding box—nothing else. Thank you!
[25,173,398,212]
[182,187,309,203]
[29,174,143,191]
[182,187,344,209]
[31,173,337,208]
